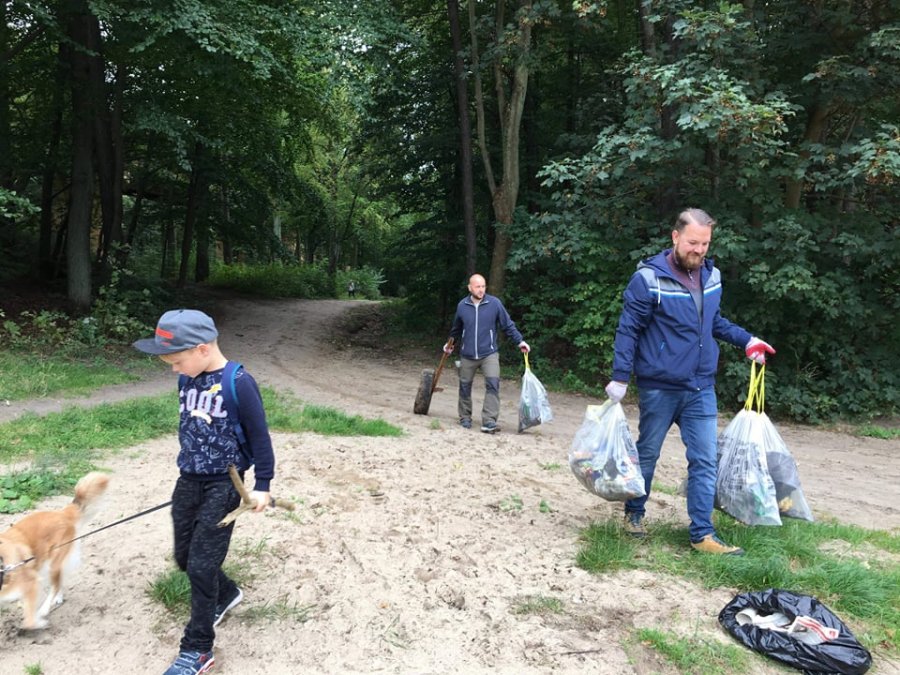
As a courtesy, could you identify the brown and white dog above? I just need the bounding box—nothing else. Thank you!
[0,472,109,629]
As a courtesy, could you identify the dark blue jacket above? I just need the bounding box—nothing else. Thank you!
[611,251,751,391]
[449,293,523,360]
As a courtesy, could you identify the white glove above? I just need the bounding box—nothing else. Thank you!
[605,381,627,404]
[745,337,776,364]
[443,341,454,354]
[249,490,271,513]
[518,341,530,353]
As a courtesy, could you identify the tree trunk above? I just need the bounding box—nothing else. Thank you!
[38,45,67,279]
[784,103,829,209]
[179,143,206,288]
[469,0,533,297]
[447,0,478,276]
[63,0,96,312]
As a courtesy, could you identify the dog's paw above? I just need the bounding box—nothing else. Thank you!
[22,617,49,631]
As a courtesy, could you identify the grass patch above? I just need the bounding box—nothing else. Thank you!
[857,424,900,440]
[148,561,250,620]
[512,594,564,615]
[264,393,403,437]
[636,627,749,673]
[240,596,317,623]
[0,394,175,463]
[0,351,142,401]
[0,462,95,513]
[577,513,900,653]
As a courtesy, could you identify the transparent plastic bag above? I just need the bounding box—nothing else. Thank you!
[518,354,553,433]
[716,409,782,526]
[569,402,645,502]
[760,413,813,521]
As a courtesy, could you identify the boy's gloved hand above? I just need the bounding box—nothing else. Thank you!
[518,341,530,353]
[605,381,628,403]
[250,491,271,513]
[745,337,776,364]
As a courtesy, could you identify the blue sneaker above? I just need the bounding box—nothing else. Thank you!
[163,650,215,675]
[459,418,472,429]
[480,421,499,434]
[213,587,243,627]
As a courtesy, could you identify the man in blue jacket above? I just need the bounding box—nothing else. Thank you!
[605,208,775,555]
[444,274,530,433]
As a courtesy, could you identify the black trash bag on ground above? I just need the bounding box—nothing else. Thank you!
[719,589,872,674]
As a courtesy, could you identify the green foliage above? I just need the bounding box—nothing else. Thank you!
[858,425,900,440]
[0,464,93,514]
[263,395,403,437]
[207,262,332,298]
[336,266,385,300]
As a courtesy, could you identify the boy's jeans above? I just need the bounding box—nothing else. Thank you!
[172,477,242,653]
[625,386,719,542]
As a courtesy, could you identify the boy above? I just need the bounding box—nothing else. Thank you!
[134,309,275,675]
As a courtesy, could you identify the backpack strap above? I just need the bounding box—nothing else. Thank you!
[220,361,251,462]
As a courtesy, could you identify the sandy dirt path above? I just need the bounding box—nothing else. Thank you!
[2,295,898,674]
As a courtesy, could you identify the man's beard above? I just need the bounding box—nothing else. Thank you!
[674,248,703,271]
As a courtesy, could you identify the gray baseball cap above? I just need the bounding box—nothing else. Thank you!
[133,309,219,355]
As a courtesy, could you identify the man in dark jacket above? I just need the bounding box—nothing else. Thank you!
[444,274,530,433]
[605,208,775,555]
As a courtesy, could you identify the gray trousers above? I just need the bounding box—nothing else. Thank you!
[458,352,501,424]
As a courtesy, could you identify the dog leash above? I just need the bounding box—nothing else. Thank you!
[0,499,172,586]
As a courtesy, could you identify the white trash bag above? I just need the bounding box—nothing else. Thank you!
[569,402,645,502]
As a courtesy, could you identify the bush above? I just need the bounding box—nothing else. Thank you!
[207,261,332,298]
[336,266,385,300]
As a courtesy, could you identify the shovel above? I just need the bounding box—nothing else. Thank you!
[413,338,454,415]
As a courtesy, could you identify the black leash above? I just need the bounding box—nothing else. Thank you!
[0,499,172,585]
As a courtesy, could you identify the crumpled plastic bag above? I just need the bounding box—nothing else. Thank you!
[569,402,645,501]
[518,355,553,433]
[720,589,871,674]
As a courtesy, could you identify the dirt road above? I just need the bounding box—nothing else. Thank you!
[2,295,897,674]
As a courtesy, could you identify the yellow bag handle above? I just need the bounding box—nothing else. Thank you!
[744,361,766,412]
[523,351,531,371]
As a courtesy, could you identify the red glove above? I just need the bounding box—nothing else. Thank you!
[745,337,775,364]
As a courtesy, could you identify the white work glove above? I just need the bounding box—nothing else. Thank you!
[443,341,454,355]
[605,381,628,404]
[745,337,776,365]
[518,340,530,353]
[249,490,271,513]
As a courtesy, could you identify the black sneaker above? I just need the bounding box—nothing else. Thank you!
[459,418,472,429]
[480,421,499,433]
[213,587,243,628]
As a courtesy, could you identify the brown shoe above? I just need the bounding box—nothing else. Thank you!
[690,534,744,556]
[623,512,647,538]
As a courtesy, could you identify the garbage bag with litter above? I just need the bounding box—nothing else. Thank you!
[719,588,871,674]
[569,401,645,501]
[518,353,553,433]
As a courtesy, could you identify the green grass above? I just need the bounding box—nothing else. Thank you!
[148,561,251,620]
[857,424,900,440]
[576,513,900,652]
[511,594,564,615]
[0,351,141,401]
[264,393,403,437]
[635,627,750,673]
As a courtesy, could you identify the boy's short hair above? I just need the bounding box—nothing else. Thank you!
[133,309,218,355]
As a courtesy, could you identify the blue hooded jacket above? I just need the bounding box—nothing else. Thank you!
[611,251,751,391]
[448,293,523,360]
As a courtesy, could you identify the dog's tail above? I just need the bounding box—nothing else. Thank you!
[71,472,110,523]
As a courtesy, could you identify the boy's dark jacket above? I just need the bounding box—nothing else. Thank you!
[612,250,751,391]
[449,293,523,360]
[176,367,275,492]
